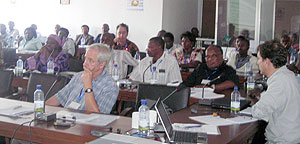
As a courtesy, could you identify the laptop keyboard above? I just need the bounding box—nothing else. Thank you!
[173,131,198,143]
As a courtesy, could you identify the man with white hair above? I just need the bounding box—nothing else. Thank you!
[46,43,119,114]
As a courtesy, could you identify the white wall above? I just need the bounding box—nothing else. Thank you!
[162,0,199,44]
[0,0,163,51]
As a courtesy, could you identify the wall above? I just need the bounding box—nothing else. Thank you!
[0,0,163,51]
[162,0,199,44]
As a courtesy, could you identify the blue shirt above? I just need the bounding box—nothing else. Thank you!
[55,70,119,114]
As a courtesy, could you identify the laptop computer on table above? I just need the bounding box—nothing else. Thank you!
[154,98,207,144]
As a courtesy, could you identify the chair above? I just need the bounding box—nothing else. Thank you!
[0,70,14,97]
[135,83,190,113]
[25,73,70,102]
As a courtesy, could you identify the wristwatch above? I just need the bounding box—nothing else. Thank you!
[85,88,93,93]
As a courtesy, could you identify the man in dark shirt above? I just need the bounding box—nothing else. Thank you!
[183,45,239,91]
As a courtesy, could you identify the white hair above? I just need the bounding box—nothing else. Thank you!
[87,43,112,64]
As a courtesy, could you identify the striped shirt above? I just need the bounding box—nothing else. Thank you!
[55,70,119,114]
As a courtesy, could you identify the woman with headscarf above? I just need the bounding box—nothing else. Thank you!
[25,34,69,73]
[18,27,42,52]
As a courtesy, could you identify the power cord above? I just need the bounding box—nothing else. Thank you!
[10,119,34,144]
[29,120,34,144]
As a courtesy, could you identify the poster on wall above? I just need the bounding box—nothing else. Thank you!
[127,0,143,10]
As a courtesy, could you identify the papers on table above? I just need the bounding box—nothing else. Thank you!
[172,123,220,135]
[56,110,119,126]
[189,115,257,126]
[190,88,225,99]
[239,107,252,115]
[87,133,162,144]
[0,105,33,118]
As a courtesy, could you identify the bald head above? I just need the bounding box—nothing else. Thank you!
[206,45,224,69]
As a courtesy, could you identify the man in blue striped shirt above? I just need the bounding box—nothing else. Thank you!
[46,43,119,114]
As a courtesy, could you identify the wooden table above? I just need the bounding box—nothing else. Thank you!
[0,98,132,144]
[170,104,259,144]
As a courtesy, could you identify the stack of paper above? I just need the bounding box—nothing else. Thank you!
[172,123,220,135]
[189,115,257,126]
[190,88,225,99]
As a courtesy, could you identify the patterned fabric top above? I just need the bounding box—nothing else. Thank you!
[172,47,202,65]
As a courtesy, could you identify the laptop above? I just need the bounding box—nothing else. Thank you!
[154,98,207,144]
[211,97,251,110]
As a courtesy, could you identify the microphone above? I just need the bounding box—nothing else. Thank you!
[43,76,62,113]
[142,61,152,83]
[199,74,223,106]
[162,83,186,102]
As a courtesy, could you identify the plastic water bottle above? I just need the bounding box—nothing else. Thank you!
[247,71,255,92]
[158,69,166,84]
[230,86,240,114]
[47,58,54,74]
[34,85,44,119]
[16,56,23,77]
[150,66,158,84]
[138,99,150,136]
[135,51,140,62]
[112,64,119,81]
[290,53,296,64]
[244,59,251,77]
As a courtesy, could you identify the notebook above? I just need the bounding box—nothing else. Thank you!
[154,98,207,144]
[211,97,251,110]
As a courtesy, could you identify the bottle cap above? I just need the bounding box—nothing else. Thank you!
[234,86,238,91]
[114,64,118,67]
[18,56,22,59]
[36,85,42,89]
[249,71,253,76]
[153,66,156,71]
[136,51,139,55]
[141,99,147,105]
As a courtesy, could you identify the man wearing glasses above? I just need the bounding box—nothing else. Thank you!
[182,45,239,91]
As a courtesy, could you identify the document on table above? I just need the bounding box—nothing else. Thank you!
[190,88,225,99]
[172,123,220,135]
[56,110,119,126]
[87,133,162,144]
[239,107,252,115]
[189,115,257,126]
[0,105,33,118]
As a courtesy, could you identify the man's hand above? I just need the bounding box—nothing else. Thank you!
[82,66,93,89]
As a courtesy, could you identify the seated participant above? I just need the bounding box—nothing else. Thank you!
[94,24,115,43]
[112,23,139,57]
[281,34,297,63]
[183,45,239,91]
[227,38,259,73]
[289,33,299,52]
[102,33,138,79]
[25,34,69,73]
[18,27,42,52]
[251,40,300,143]
[46,43,119,113]
[172,31,202,68]
[58,27,75,57]
[129,37,182,83]
[7,21,19,47]
[191,27,200,38]
[54,24,61,35]
[0,24,9,47]
[163,32,180,54]
[75,25,94,47]
[157,29,166,37]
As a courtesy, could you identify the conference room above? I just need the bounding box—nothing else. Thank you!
[0,0,300,144]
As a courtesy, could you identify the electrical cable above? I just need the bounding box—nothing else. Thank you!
[10,119,34,144]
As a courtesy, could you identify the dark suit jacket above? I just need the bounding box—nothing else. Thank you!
[75,34,94,47]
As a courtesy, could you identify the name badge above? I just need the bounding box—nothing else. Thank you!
[68,102,81,110]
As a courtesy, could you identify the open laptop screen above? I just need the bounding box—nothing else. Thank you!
[155,99,173,139]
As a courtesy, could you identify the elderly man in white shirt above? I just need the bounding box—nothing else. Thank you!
[251,40,300,144]
[129,37,182,84]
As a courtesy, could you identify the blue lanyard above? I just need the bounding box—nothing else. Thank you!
[123,43,128,50]
[206,69,218,80]
[150,59,163,72]
[77,84,94,102]
[236,56,249,69]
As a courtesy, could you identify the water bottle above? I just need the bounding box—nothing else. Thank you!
[244,59,251,77]
[290,53,296,64]
[247,71,255,92]
[230,86,240,114]
[34,85,44,119]
[135,51,140,62]
[138,99,150,136]
[158,69,166,84]
[150,66,158,84]
[47,58,54,74]
[112,64,119,81]
[16,56,23,77]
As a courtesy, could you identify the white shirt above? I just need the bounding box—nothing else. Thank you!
[227,52,259,73]
[129,53,182,84]
[252,66,300,144]
[62,38,75,56]
[107,50,138,79]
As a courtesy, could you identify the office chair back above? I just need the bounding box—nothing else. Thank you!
[26,73,70,102]
[0,70,14,97]
[136,83,190,113]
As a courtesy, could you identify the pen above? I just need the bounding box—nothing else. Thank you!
[184,125,202,128]
[13,105,22,110]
